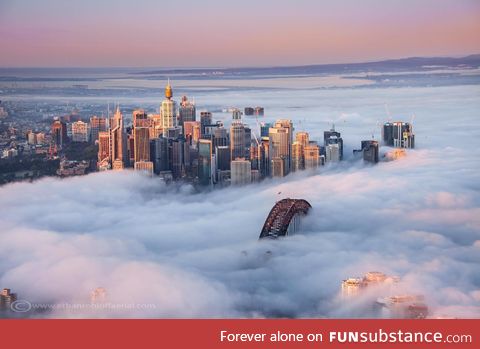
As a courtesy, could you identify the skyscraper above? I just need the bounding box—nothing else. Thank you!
[133,110,151,164]
[244,125,251,160]
[169,137,185,179]
[110,106,126,170]
[213,126,228,148]
[200,111,212,136]
[304,143,321,169]
[71,120,89,142]
[260,122,272,138]
[291,141,304,172]
[270,157,286,177]
[183,121,201,146]
[97,131,111,170]
[230,120,246,161]
[360,140,379,163]
[160,81,178,137]
[150,137,169,174]
[269,121,292,175]
[258,137,269,177]
[296,131,309,147]
[134,126,150,163]
[51,119,67,147]
[232,108,242,120]
[179,95,196,127]
[324,125,343,160]
[383,122,415,148]
[134,160,154,176]
[326,143,340,163]
[231,158,251,185]
[89,115,106,143]
[216,146,230,171]
[198,139,213,185]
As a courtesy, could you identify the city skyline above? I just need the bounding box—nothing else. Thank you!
[0,0,479,67]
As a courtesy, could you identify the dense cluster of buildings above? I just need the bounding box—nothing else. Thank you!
[87,81,414,186]
[341,272,428,319]
[1,84,416,185]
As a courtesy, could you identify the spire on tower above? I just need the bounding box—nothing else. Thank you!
[165,78,173,99]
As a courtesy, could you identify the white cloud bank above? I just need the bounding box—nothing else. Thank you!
[0,84,479,318]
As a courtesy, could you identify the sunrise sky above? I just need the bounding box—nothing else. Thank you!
[0,0,479,67]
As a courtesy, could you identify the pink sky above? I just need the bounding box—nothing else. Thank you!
[0,0,479,67]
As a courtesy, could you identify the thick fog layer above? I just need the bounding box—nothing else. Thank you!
[1,84,479,318]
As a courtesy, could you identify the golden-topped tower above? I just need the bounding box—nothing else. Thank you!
[165,78,173,99]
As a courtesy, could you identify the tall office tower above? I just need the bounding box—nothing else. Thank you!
[134,126,150,163]
[169,137,185,179]
[127,133,135,166]
[97,131,111,170]
[244,126,251,159]
[326,143,340,163]
[251,170,261,183]
[165,127,181,139]
[198,139,213,185]
[150,113,163,138]
[230,120,246,161]
[291,141,304,172]
[179,95,196,127]
[269,122,292,175]
[254,106,264,116]
[192,123,201,144]
[51,119,68,147]
[383,122,414,148]
[231,158,252,185]
[382,122,393,145]
[341,278,363,297]
[260,122,272,137]
[216,146,230,171]
[183,142,192,172]
[324,124,344,160]
[250,143,259,170]
[232,108,242,120]
[259,137,270,177]
[71,120,89,142]
[213,126,228,148]
[133,109,148,126]
[200,111,212,136]
[296,131,309,147]
[304,143,321,169]
[160,81,178,137]
[150,137,169,174]
[110,106,126,170]
[203,122,221,138]
[89,116,106,143]
[183,121,201,145]
[134,160,154,176]
[360,140,379,163]
[270,157,286,177]
[244,107,254,116]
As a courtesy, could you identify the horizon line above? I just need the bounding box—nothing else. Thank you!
[0,53,478,70]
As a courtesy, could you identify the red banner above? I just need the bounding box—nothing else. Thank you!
[0,319,477,348]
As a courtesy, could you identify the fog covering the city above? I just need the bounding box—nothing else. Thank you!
[0,83,479,318]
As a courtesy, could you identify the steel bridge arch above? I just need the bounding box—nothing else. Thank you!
[259,198,312,239]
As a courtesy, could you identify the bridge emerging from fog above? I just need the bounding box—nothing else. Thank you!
[259,198,312,239]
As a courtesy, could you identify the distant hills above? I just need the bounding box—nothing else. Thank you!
[134,54,480,76]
